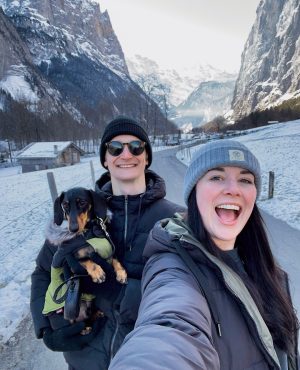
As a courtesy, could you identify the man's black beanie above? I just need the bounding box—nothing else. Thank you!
[100,116,152,168]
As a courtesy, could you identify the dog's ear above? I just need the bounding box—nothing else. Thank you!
[89,190,107,220]
[53,192,65,225]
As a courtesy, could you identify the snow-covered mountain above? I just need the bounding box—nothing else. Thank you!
[0,0,167,134]
[0,0,128,76]
[173,79,236,127]
[127,54,235,108]
[232,0,300,120]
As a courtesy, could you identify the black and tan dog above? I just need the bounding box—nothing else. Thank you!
[43,187,127,331]
[53,187,127,285]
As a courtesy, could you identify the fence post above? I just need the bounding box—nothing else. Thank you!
[90,160,95,189]
[268,171,275,199]
[47,172,58,204]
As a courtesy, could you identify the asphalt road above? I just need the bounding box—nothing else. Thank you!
[151,147,187,207]
[1,148,299,369]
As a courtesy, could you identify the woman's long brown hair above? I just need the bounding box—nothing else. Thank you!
[187,188,299,352]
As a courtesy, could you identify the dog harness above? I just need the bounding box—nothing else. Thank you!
[42,236,112,315]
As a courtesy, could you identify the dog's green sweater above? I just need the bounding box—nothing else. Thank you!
[43,237,112,315]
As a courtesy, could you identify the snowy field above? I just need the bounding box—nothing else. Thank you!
[0,119,299,344]
[0,144,170,343]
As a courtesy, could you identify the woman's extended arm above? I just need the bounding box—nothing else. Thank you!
[109,252,219,370]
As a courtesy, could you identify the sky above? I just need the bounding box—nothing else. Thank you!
[99,0,261,73]
[0,119,300,346]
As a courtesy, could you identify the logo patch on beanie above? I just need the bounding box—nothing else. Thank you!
[229,149,245,161]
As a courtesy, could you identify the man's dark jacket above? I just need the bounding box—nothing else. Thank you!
[30,170,183,370]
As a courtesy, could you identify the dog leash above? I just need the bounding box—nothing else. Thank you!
[52,274,86,305]
[95,216,116,259]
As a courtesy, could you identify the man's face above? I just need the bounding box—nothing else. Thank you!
[104,134,148,186]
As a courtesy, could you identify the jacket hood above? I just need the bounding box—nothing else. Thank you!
[143,213,196,259]
[45,220,77,246]
[95,169,166,206]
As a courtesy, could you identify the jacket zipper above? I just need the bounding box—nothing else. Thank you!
[129,194,143,251]
[124,196,128,245]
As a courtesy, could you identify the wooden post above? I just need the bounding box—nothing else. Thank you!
[6,139,13,164]
[90,160,95,189]
[47,172,58,203]
[181,148,185,160]
[268,171,275,199]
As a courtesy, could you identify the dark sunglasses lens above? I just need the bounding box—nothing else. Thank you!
[107,141,145,156]
[128,141,145,155]
[107,141,123,156]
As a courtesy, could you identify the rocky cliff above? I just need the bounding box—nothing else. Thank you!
[232,0,300,120]
[1,0,128,76]
[0,0,167,139]
[0,6,80,120]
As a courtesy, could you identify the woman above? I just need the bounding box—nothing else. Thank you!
[109,140,299,370]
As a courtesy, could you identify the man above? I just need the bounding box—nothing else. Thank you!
[30,116,183,370]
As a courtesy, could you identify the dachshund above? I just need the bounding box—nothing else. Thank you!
[53,187,127,285]
[44,187,127,333]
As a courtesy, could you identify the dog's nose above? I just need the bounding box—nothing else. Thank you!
[69,222,79,233]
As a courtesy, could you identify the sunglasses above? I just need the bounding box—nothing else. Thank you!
[106,140,146,157]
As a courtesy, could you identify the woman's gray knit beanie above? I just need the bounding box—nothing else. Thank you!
[183,139,261,204]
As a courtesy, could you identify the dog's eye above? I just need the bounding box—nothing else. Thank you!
[78,200,88,208]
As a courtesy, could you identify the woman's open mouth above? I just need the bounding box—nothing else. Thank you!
[215,204,241,223]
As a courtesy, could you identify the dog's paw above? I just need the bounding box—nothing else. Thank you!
[89,264,106,283]
[80,327,92,335]
[93,270,106,284]
[116,269,127,285]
